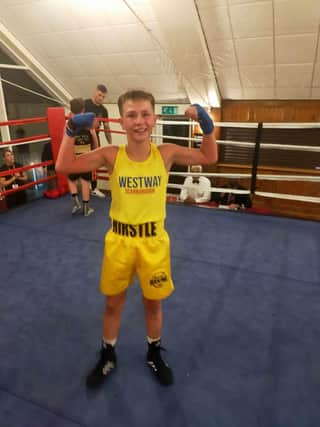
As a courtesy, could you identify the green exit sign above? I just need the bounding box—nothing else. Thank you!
[161,106,178,115]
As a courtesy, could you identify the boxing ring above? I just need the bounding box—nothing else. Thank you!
[0,111,320,427]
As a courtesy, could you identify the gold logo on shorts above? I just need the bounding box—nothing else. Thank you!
[149,272,168,288]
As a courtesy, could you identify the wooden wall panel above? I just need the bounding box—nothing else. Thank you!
[215,164,320,221]
[210,100,320,220]
[222,100,320,123]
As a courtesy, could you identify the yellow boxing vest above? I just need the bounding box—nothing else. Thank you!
[109,143,168,224]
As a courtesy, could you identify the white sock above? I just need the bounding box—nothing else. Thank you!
[147,336,161,344]
[103,337,117,347]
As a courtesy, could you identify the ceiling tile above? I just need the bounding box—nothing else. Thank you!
[1,4,49,35]
[58,31,99,57]
[0,0,38,4]
[276,34,317,63]
[240,65,274,87]
[230,2,273,38]
[116,74,146,90]
[276,64,313,87]
[101,53,138,75]
[221,87,243,99]
[1,0,319,105]
[216,66,242,89]
[311,88,320,98]
[236,37,273,66]
[196,0,228,8]
[275,0,320,35]
[276,88,311,99]
[88,27,135,55]
[200,6,232,41]
[229,0,270,3]
[48,57,84,78]
[103,0,138,25]
[243,87,275,99]
[209,39,237,68]
[131,51,172,74]
[68,1,111,28]
[142,73,183,93]
[312,62,320,87]
[125,0,158,21]
[74,56,113,77]
[39,0,81,32]
[25,33,69,60]
[116,24,157,52]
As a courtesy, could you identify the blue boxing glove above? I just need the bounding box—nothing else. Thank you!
[66,112,95,137]
[192,104,214,135]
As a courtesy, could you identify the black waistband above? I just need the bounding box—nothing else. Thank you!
[111,219,159,238]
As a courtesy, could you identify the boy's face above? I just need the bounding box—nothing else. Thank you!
[120,99,157,143]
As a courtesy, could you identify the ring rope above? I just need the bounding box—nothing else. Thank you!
[167,183,250,194]
[168,171,320,182]
[0,117,47,126]
[0,160,54,178]
[0,175,56,198]
[255,191,320,203]
[0,136,50,148]
[217,140,320,152]
[151,133,320,152]
[157,119,320,129]
[167,183,320,203]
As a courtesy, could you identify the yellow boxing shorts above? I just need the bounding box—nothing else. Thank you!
[100,220,174,300]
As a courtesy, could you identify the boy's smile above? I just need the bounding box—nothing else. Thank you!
[120,99,157,143]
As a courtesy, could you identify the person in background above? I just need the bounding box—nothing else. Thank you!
[0,148,28,208]
[41,142,56,191]
[67,97,98,216]
[55,89,217,389]
[85,84,112,198]
[179,164,212,204]
[217,181,252,210]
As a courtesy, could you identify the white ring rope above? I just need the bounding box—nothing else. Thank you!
[157,120,320,129]
[167,170,320,204]
[169,171,320,182]
[259,143,320,152]
[151,134,198,143]
[167,182,320,203]
[262,123,320,129]
[256,174,320,182]
[151,133,320,152]
[156,120,258,128]
[167,183,320,203]
[0,137,50,149]
[218,140,320,152]
[255,191,320,203]
[167,183,250,194]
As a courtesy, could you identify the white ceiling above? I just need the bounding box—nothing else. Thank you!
[0,0,320,107]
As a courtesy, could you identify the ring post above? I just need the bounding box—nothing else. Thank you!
[47,107,69,196]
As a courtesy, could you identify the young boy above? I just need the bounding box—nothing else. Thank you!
[67,97,98,216]
[56,90,217,387]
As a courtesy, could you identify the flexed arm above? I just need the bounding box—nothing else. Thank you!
[159,104,218,169]
[56,113,115,175]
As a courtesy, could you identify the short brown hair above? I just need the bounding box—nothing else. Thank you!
[117,89,155,116]
[70,97,85,114]
[96,84,107,93]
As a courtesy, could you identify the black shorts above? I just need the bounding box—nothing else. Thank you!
[68,172,92,182]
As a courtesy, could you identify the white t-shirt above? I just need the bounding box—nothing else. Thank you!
[179,176,212,203]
